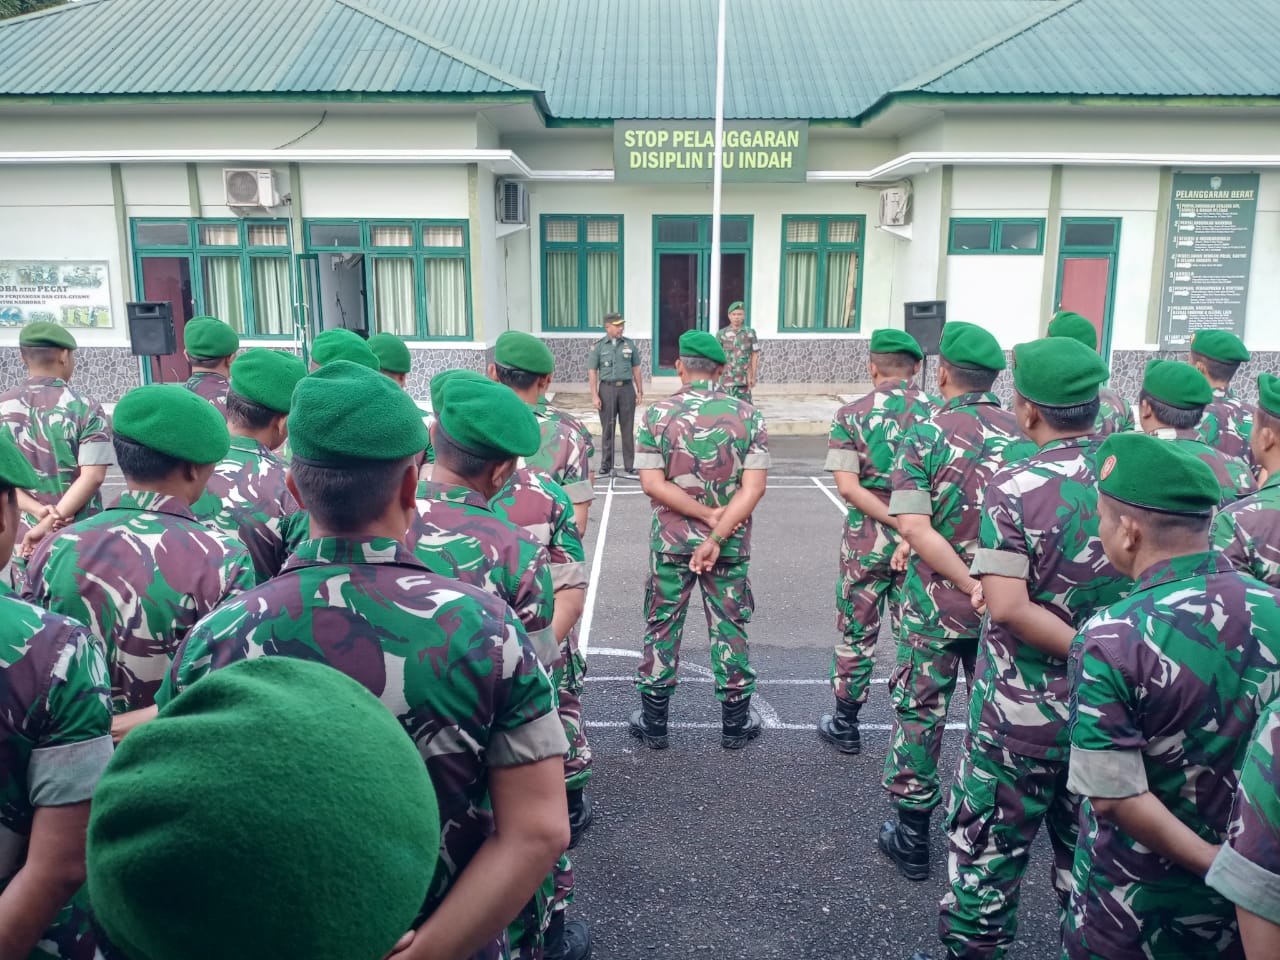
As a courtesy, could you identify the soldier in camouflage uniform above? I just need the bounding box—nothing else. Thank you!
[716,301,760,404]
[1046,310,1134,435]
[368,331,412,388]
[817,329,935,754]
[24,385,253,721]
[1207,696,1280,956]
[1214,373,1280,588]
[918,339,1131,960]
[190,349,307,583]
[1189,328,1256,468]
[159,360,570,960]
[182,316,239,417]
[0,431,113,960]
[631,330,771,750]
[1065,431,1280,960]
[538,394,597,482]
[880,322,1018,880]
[0,323,112,566]
[1138,358,1256,503]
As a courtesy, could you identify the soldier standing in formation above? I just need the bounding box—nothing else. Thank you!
[181,315,239,416]
[369,330,414,388]
[717,300,760,403]
[307,326,379,370]
[1189,328,1255,467]
[586,313,643,479]
[1214,373,1280,586]
[1045,310,1135,434]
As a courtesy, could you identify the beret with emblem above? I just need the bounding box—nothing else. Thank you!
[114,384,230,465]
[289,360,427,462]
[1142,358,1213,409]
[870,329,924,361]
[679,330,726,365]
[183,317,240,359]
[229,349,308,414]
[19,321,77,350]
[0,429,38,490]
[1013,338,1110,406]
[939,321,1006,371]
[310,329,379,370]
[1191,329,1250,363]
[429,369,490,412]
[1046,310,1099,351]
[366,333,412,375]
[1258,373,1280,418]
[1097,431,1220,515]
[495,330,555,375]
[437,377,541,459]
[727,301,745,313]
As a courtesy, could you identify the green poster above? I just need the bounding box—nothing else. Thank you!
[614,120,808,183]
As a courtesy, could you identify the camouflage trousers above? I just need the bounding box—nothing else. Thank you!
[939,737,1077,960]
[882,633,977,812]
[723,383,752,404]
[637,552,757,701]
[831,512,901,705]
[509,855,574,960]
[30,893,98,960]
[553,624,591,790]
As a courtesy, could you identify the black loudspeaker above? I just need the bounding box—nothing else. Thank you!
[904,300,947,356]
[127,301,177,356]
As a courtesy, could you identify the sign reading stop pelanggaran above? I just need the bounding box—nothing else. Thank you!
[613,120,808,183]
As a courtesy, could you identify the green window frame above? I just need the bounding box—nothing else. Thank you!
[303,219,472,340]
[131,218,295,338]
[778,215,865,332]
[541,215,625,332]
[948,218,1046,255]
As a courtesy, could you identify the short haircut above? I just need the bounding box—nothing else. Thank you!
[869,351,918,377]
[493,363,541,392]
[113,436,185,483]
[1102,494,1213,544]
[680,355,721,375]
[19,345,65,368]
[941,359,998,394]
[1138,389,1203,430]
[289,456,413,533]
[432,422,499,478]
[1020,393,1100,433]
[1256,406,1280,436]
[187,355,227,369]
[603,312,623,325]
[1190,350,1242,384]
[225,389,279,431]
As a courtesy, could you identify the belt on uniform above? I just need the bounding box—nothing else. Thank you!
[602,380,631,386]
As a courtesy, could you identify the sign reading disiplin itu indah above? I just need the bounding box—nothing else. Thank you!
[614,121,808,182]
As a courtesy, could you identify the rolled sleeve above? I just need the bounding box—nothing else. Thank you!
[824,448,860,474]
[1067,745,1148,798]
[29,736,114,806]
[525,624,559,669]
[489,710,570,767]
[1207,843,1280,925]
[561,478,595,504]
[971,548,1030,580]
[889,489,932,517]
[634,453,665,470]
[551,561,588,591]
[743,453,772,470]
[78,441,116,466]
[586,348,600,371]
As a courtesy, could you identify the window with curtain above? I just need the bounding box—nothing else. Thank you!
[373,258,417,335]
[541,215,623,331]
[780,216,865,331]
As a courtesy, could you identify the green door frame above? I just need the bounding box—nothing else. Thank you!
[1054,217,1122,361]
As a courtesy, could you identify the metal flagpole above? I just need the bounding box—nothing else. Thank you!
[707,0,728,334]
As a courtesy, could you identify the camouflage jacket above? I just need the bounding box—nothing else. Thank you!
[635,381,771,558]
[1149,427,1256,505]
[23,491,255,713]
[1095,386,1135,436]
[1067,552,1280,960]
[0,587,112,958]
[717,326,759,386]
[889,392,1018,640]
[1207,695,1280,926]
[490,467,588,593]
[968,437,1131,760]
[1198,386,1255,468]
[0,376,113,527]
[525,408,594,506]
[189,435,299,584]
[536,395,596,475]
[158,536,567,957]
[1213,472,1280,588]
[825,378,937,502]
[183,370,230,417]
[408,481,557,666]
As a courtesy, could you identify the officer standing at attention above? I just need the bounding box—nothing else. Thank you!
[1214,374,1280,587]
[630,330,771,751]
[368,331,413,388]
[879,322,1017,879]
[0,431,112,960]
[717,300,760,403]
[181,315,239,417]
[160,361,570,960]
[1045,310,1135,434]
[818,329,935,754]
[587,313,643,479]
[1189,328,1255,467]
[1066,432,1280,960]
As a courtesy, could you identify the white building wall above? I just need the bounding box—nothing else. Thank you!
[1246,171,1280,350]
[891,167,942,311]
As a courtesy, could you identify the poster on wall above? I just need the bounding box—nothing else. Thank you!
[0,260,113,329]
[614,120,808,182]
[1158,172,1258,348]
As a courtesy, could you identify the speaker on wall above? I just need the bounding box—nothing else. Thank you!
[903,300,947,356]
[127,301,177,356]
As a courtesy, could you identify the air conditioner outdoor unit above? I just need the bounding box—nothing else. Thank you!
[879,182,912,227]
[224,168,279,208]
[497,180,529,224]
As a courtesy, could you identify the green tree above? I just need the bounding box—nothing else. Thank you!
[0,1,67,21]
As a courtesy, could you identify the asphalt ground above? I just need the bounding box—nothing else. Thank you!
[569,436,1061,960]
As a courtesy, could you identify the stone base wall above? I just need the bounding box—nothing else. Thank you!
[1109,349,1280,406]
[0,347,142,404]
[404,347,491,401]
[546,337,652,384]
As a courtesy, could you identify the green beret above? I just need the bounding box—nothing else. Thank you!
[229,349,308,414]
[367,333,412,374]
[495,330,555,376]
[869,329,924,361]
[1191,329,1251,363]
[1046,310,1099,351]
[679,330,726,364]
[18,321,76,350]
[87,657,439,960]
[290,361,427,462]
[727,301,745,313]
[114,384,230,465]
[1142,359,1213,409]
[183,317,240,359]
[939,322,1006,371]
[0,430,38,490]
[1013,338,1109,406]
[310,329,379,370]
[1097,431,1220,516]
[1258,374,1280,418]
[429,369,490,412]
[438,378,541,460]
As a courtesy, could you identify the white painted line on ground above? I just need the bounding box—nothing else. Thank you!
[591,720,966,732]
[811,475,848,513]
[579,479,617,657]
[585,675,965,687]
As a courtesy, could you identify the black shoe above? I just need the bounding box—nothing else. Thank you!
[817,698,862,754]
[567,788,593,848]
[909,953,941,960]
[628,692,669,749]
[545,911,592,960]
[617,468,639,480]
[878,807,933,881]
[721,696,763,749]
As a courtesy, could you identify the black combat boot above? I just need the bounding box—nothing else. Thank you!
[628,692,669,749]
[567,787,593,848]
[817,698,862,754]
[544,910,592,960]
[720,696,763,749]
[878,806,932,881]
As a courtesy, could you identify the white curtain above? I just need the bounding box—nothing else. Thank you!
[426,258,468,337]
[250,257,291,335]
[373,258,416,336]
[783,251,818,329]
[586,250,619,324]
[201,256,245,332]
[824,252,858,329]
